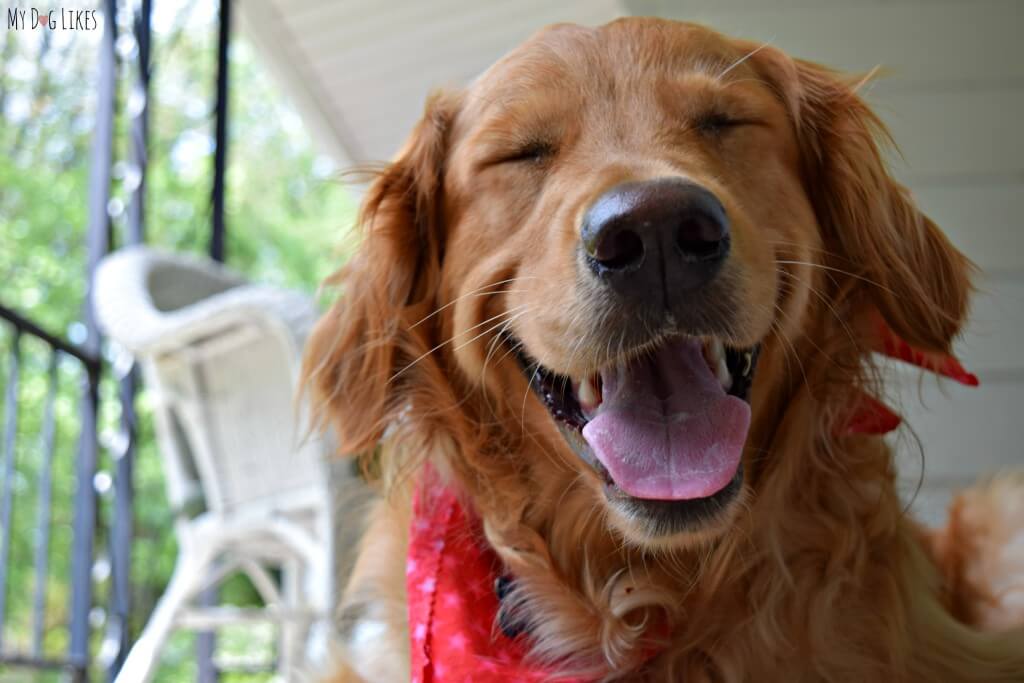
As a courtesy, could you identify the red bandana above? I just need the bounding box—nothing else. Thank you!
[839,318,978,436]
[406,324,977,681]
[407,466,592,682]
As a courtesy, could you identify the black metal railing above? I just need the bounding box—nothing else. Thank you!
[0,306,102,682]
[0,0,122,674]
[0,0,229,679]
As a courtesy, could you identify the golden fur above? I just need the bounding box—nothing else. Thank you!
[306,19,1024,682]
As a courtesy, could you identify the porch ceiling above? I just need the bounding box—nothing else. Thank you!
[238,0,625,168]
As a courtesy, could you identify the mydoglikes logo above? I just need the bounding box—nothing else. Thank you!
[6,7,99,30]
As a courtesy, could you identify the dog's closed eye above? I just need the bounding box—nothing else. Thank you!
[694,111,754,136]
[494,140,557,166]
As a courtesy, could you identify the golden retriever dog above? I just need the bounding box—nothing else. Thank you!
[305,18,1024,682]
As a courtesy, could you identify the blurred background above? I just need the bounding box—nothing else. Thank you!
[1,0,1021,681]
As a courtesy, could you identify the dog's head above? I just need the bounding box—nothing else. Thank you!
[305,19,970,550]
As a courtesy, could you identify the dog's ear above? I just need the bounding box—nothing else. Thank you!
[754,47,972,353]
[302,91,460,456]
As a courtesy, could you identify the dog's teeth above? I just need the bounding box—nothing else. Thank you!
[577,376,600,410]
[703,338,721,365]
[704,339,731,390]
[741,351,753,377]
[716,353,731,390]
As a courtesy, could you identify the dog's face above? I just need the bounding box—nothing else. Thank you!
[441,23,818,541]
[306,19,969,551]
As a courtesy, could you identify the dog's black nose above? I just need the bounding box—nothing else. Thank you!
[581,178,730,297]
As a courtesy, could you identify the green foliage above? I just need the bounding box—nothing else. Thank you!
[0,2,357,680]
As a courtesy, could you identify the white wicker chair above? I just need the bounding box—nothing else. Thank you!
[95,246,336,682]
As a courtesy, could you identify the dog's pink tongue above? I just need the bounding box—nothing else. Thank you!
[581,339,750,500]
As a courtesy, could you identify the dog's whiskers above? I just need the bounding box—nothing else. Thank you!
[408,276,537,330]
[776,268,859,352]
[717,41,772,80]
[775,259,895,296]
[390,306,528,382]
[452,309,530,355]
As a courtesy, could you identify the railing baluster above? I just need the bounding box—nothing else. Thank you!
[32,352,60,657]
[0,330,22,651]
[106,1,151,676]
[72,0,117,675]
[198,3,232,678]
[210,0,231,264]
[107,359,136,680]
[70,367,100,682]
